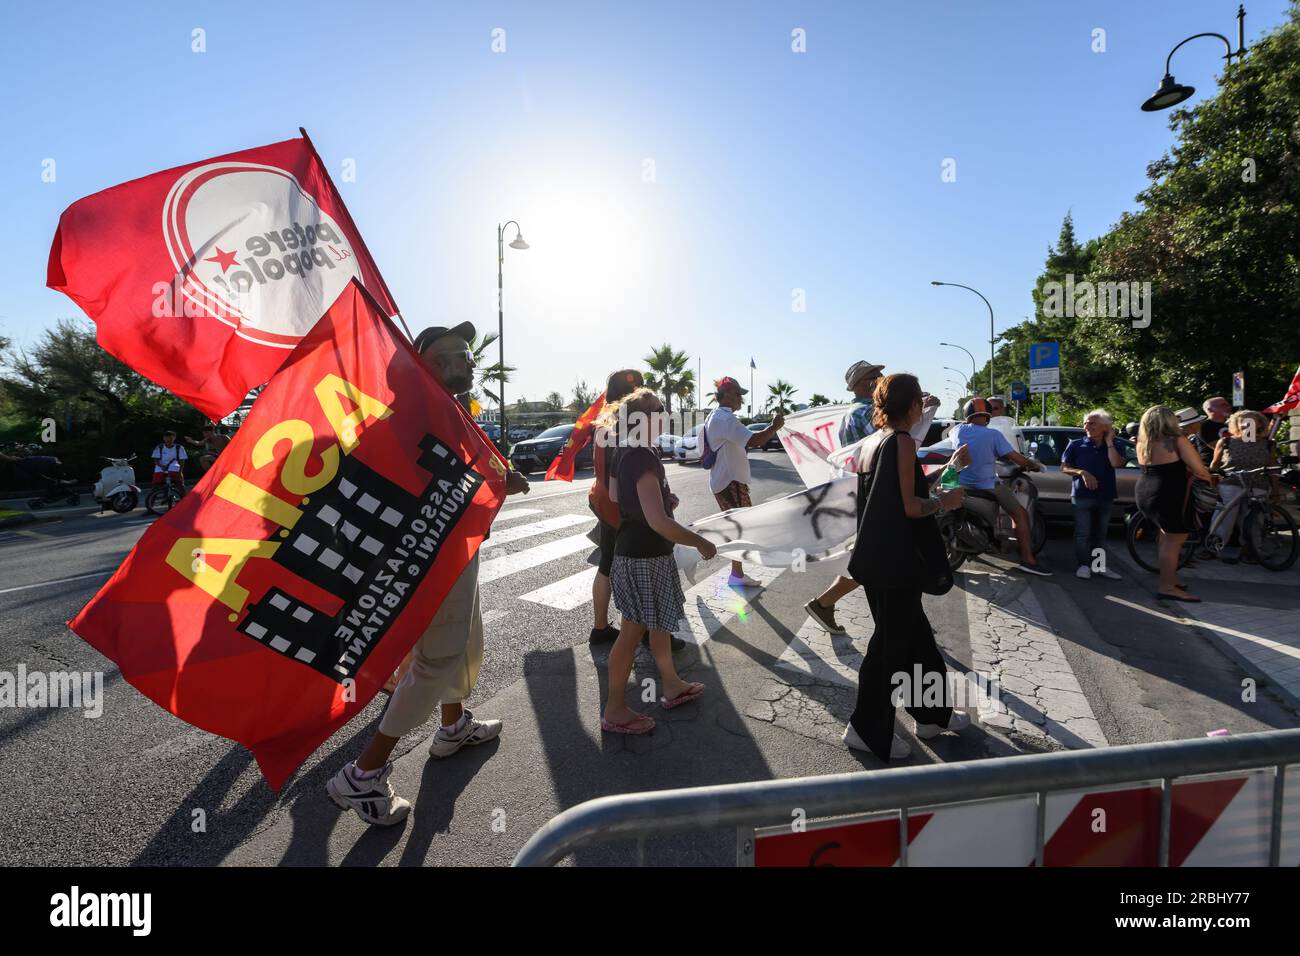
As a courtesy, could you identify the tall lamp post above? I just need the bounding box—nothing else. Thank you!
[932,281,996,398]
[497,221,529,449]
[940,341,978,387]
[1140,5,1247,111]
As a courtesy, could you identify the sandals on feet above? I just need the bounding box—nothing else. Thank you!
[660,682,706,710]
[601,713,656,734]
[1158,589,1201,603]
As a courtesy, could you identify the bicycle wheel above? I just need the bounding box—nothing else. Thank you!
[1126,512,1195,573]
[1243,503,1299,571]
[145,487,170,515]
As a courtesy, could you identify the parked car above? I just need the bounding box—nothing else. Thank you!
[918,424,1139,523]
[655,433,680,459]
[675,424,705,463]
[509,426,538,441]
[746,422,783,451]
[508,424,594,474]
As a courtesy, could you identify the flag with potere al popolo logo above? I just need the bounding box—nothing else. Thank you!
[68,280,506,791]
[47,132,399,420]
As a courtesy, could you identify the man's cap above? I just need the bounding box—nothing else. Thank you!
[413,322,477,354]
[845,361,886,389]
[715,375,747,396]
[1175,406,1206,427]
[962,397,993,422]
[605,368,645,402]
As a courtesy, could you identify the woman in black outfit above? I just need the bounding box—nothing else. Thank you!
[845,373,970,761]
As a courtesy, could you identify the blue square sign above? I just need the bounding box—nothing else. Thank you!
[1029,342,1059,369]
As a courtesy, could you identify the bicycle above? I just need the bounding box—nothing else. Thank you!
[145,471,186,516]
[1126,466,1298,573]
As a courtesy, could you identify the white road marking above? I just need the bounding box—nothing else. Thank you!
[673,564,785,645]
[478,533,595,584]
[0,570,114,596]
[519,567,599,610]
[480,514,593,550]
[775,590,873,687]
[493,508,542,524]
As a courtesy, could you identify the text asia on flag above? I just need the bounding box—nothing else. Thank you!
[69,280,507,790]
[47,132,400,421]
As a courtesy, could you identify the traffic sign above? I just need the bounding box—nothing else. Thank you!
[1028,342,1059,369]
[1010,381,1028,402]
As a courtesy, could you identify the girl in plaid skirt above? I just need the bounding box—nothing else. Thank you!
[600,388,717,734]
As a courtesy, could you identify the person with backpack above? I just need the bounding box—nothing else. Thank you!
[703,376,783,587]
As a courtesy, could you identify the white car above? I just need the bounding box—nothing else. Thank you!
[674,424,705,463]
[655,433,680,459]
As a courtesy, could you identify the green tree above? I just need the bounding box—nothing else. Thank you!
[809,393,831,406]
[765,379,798,414]
[643,344,691,416]
[544,391,566,411]
[572,380,597,409]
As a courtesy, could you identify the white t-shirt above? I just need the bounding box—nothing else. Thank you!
[152,443,188,473]
[704,406,754,494]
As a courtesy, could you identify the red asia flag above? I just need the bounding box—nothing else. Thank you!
[545,395,606,481]
[69,279,507,790]
[47,133,399,421]
[1262,366,1300,415]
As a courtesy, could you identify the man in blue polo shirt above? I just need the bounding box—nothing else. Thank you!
[1060,409,1127,580]
[952,398,1050,577]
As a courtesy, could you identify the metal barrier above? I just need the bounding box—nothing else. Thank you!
[513,727,1300,866]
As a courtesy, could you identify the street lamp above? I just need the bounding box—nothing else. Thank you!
[933,281,996,397]
[497,220,529,448]
[1140,4,1247,111]
[940,341,978,384]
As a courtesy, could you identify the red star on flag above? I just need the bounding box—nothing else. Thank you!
[204,247,240,273]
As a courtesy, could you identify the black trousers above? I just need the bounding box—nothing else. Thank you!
[849,586,952,761]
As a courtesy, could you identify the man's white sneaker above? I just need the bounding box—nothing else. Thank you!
[428,710,503,759]
[1098,568,1122,580]
[1075,565,1092,579]
[915,710,972,740]
[326,762,411,826]
[842,723,912,759]
[728,573,763,588]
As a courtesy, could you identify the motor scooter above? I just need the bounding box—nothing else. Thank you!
[94,455,140,514]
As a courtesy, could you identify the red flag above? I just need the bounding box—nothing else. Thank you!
[1262,366,1300,415]
[545,395,605,481]
[69,279,507,790]
[47,133,399,421]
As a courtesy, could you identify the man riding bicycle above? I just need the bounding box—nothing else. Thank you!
[150,431,188,490]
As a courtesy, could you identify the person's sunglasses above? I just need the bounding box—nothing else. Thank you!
[434,349,474,363]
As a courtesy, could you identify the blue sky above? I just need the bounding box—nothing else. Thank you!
[1,0,1291,417]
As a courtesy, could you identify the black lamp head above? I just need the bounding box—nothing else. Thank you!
[1141,73,1196,111]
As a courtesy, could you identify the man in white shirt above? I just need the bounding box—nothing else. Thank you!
[150,431,188,488]
[704,376,783,587]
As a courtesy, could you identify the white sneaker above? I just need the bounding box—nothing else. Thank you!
[428,710,503,758]
[1075,565,1092,579]
[326,762,411,826]
[728,573,763,588]
[915,710,972,740]
[1098,568,1122,580]
[842,724,912,759]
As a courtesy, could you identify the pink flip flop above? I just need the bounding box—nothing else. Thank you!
[660,682,706,710]
[601,713,656,735]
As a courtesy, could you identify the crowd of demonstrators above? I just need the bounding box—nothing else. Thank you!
[1060,410,1126,581]
[842,373,970,761]
[702,375,783,588]
[805,359,943,635]
[600,387,716,735]
[952,397,1050,576]
[1135,405,1216,603]
[328,321,531,826]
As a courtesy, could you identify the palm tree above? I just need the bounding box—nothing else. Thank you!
[643,344,691,416]
[809,393,831,407]
[470,332,515,412]
[765,380,797,415]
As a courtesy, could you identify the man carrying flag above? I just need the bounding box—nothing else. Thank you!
[328,321,531,826]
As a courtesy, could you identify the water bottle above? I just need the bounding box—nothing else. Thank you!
[939,465,961,490]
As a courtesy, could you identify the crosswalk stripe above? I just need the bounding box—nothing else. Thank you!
[673,564,785,645]
[479,533,595,584]
[519,567,599,610]
[480,514,593,550]
[493,508,542,524]
[775,590,872,687]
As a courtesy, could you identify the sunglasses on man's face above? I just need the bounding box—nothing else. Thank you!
[433,349,474,364]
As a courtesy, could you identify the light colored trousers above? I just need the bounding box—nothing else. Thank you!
[379,553,483,737]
